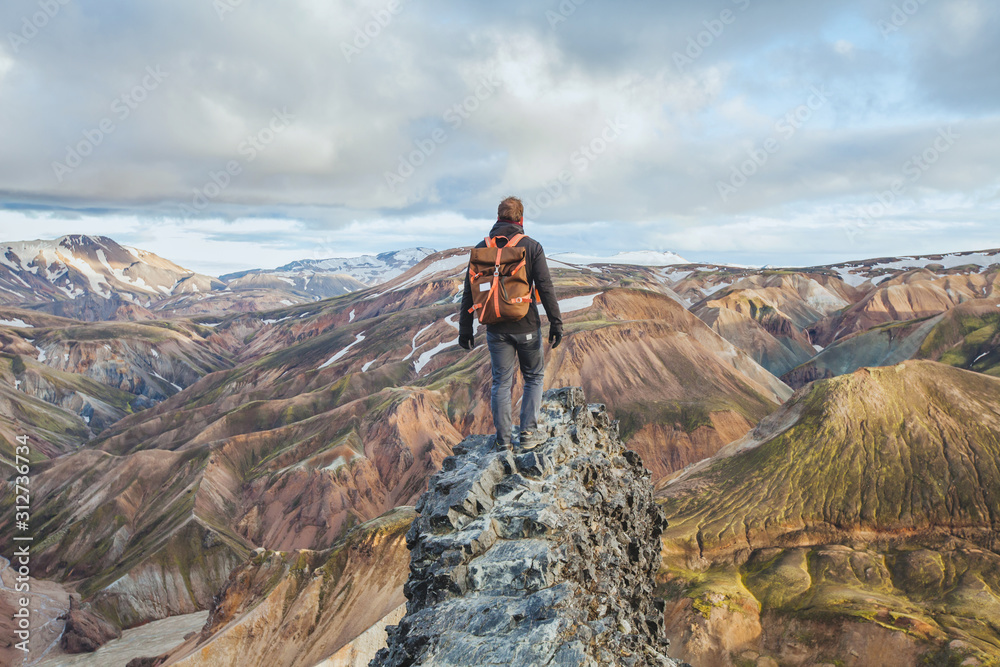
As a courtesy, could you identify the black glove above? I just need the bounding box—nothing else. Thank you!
[548,326,562,349]
[459,334,475,350]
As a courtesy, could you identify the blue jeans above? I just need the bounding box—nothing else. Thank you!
[486,329,545,445]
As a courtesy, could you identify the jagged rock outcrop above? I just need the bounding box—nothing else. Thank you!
[373,387,685,667]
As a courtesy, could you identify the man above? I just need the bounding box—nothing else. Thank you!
[459,196,563,450]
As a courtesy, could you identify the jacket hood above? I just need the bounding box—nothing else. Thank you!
[489,220,525,238]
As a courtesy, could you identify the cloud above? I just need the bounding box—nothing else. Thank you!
[0,0,997,269]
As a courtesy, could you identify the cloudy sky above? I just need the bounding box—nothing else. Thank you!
[0,0,997,275]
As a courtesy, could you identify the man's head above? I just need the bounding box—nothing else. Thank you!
[497,196,524,225]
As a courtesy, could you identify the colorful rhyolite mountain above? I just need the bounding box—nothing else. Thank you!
[0,235,223,320]
[0,239,998,665]
[658,361,1000,666]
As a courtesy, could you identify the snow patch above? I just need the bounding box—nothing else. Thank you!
[151,371,183,392]
[701,280,735,297]
[62,253,112,298]
[389,254,469,293]
[324,456,348,471]
[0,318,32,328]
[319,332,366,369]
[362,360,375,372]
[404,323,435,361]
[557,293,601,313]
[349,309,356,322]
[414,338,458,374]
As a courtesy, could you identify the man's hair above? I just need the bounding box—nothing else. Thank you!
[497,196,524,223]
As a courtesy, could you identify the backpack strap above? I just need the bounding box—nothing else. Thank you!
[485,234,526,248]
[507,235,527,276]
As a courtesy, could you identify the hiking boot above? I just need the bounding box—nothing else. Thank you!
[518,430,545,451]
[492,435,513,452]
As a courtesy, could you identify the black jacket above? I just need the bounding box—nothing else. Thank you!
[459,221,562,337]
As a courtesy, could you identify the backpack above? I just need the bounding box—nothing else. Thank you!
[466,233,533,325]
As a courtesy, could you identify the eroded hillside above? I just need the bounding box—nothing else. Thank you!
[658,361,1000,665]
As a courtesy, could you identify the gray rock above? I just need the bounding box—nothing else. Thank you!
[372,387,688,667]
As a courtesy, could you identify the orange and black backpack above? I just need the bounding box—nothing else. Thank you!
[467,234,535,325]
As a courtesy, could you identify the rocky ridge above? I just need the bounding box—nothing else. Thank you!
[373,387,685,667]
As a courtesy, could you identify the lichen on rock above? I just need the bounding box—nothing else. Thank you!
[372,387,687,667]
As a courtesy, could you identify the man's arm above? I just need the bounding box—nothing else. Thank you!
[459,261,474,337]
[532,243,562,330]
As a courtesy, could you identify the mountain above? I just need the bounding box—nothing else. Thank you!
[691,272,861,377]
[916,297,1000,376]
[654,248,1000,384]
[807,267,999,347]
[0,235,225,321]
[542,287,791,480]
[143,508,415,667]
[658,361,1000,666]
[781,268,999,387]
[221,248,436,289]
[818,248,1000,286]
[0,307,234,454]
[0,235,398,322]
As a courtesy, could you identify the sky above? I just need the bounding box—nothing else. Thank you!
[0,0,997,275]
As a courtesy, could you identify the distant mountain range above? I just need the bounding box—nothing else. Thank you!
[0,237,435,321]
[219,248,437,300]
[236,247,437,285]
[548,250,690,267]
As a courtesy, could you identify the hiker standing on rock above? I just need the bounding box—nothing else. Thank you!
[458,196,563,451]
